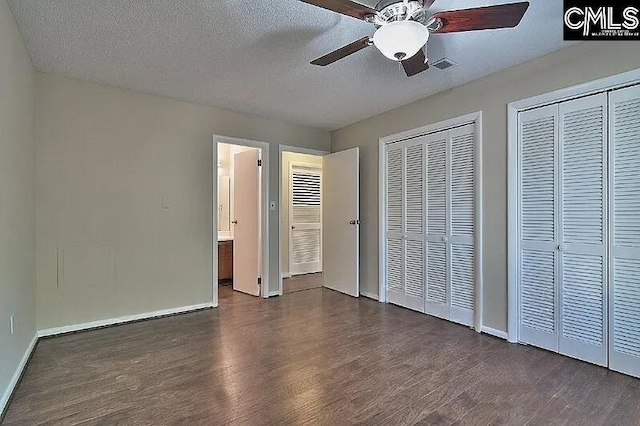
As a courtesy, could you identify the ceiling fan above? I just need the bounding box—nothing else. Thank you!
[302,0,530,77]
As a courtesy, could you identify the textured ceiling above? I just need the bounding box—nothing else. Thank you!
[8,0,575,130]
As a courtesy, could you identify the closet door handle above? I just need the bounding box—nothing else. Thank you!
[231,220,238,225]
[557,244,565,252]
[441,236,449,243]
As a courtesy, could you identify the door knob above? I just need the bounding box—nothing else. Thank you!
[231,220,238,225]
[291,225,296,230]
[441,236,449,243]
[557,244,565,252]
[349,220,360,225]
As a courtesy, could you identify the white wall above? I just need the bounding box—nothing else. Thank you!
[281,152,323,277]
[0,0,36,413]
[36,73,330,329]
[332,41,640,333]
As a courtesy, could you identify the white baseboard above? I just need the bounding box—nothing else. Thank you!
[360,291,380,301]
[1,333,38,417]
[480,326,508,340]
[37,302,215,338]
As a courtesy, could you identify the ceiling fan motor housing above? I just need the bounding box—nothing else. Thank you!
[373,0,427,25]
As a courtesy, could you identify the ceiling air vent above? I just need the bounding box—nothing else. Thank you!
[432,58,458,70]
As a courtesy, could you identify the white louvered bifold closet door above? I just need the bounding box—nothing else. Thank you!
[609,85,640,378]
[289,166,322,275]
[404,141,426,312]
[448,124,476,326]
[518,104,560,352]
[385,145,405,307]
[425,130,450,320]
[385,139,426,312]
[558,93,608,367]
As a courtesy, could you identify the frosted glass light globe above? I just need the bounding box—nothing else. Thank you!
[373,20,430,61]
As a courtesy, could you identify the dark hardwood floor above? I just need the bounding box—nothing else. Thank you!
[283,272,323,294]
[3,287,639,425]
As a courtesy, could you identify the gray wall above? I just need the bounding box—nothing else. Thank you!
[0,0,36,410]
[35,73,330,329]
[332,41,640,332]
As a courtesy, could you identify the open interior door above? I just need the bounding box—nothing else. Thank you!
[233,148,261,296]
[323,148,360,297]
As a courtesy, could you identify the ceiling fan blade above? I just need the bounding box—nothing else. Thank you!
[402,49,429,77]
[311,36,372,66]
[432,2,529,33]
[422,0,437,9]
[299,0,377,20]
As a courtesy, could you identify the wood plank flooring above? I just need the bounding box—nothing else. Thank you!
[3,287,640,425]
[283,272,323,294]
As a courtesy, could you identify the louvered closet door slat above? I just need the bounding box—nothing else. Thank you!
[425,130,449,319]
[386,238,404,295]
[558,93,608,367]
[405,143,424,236]
[404,239,425,312]
[521,112,556,243]
[518,104,559,352]
[520,249,557,351]
[609,85,640,378]
[426,241,448,319]
[449,124,475,326]
[427,133,447,237]
[385,146,404,306]
[386,148,403,235]
[451,126,475,238]
[403,142,425,312]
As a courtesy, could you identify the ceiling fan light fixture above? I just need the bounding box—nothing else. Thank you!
[373,20,429,62]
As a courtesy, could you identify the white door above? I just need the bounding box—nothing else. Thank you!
[609,85,640,378]
[518,94,609,366]
[518,104,560,352]
[422,125,476,326]
[558,93,608,366]
[323,148,359,297]
[448,125,476,326]
[289,164,322,275]
[232,148,261,296]
[385,139,425,312]
[425,130,449,320]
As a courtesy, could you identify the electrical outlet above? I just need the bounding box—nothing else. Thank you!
[10,316,14,335]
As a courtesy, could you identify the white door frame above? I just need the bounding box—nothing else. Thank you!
[288,161,323,276]
[506,68,640,343]
[378,111,484,332]
[212,135,270,306]
[278,144,329,296]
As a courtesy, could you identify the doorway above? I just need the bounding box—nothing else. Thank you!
[212,136,269,307]
[278,145,361,298]
[282,151,324,294]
